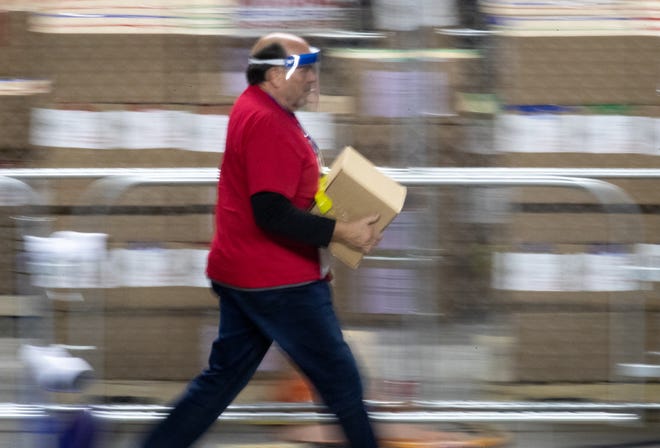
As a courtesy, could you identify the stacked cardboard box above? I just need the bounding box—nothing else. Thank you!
[0,84,51,166]
[27,31,247,106]
[29,104,229,169]
[29,0,364,35]
[0,211,16,295]
[493,34,660,171]
[19,28,239,171]
[495,35,659,106]
[490,239,650,382]
[50,244,219,380]
[492,201,650,382]
[163,34,231,104]
[325,48,484,168]
[0,11,31,77]
[29,33,167,104]
[0,94,32,166]
[489,26,660,382]
[0,12,49,167]
[512,312,615,382]
[53,297,218,380]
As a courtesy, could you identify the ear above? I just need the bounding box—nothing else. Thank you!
[266,66,286,88]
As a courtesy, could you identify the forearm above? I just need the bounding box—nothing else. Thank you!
[251,191,335,247]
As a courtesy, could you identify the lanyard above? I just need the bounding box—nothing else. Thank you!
[297,120,332,214]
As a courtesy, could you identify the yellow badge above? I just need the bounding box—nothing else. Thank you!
[314,175,333,214]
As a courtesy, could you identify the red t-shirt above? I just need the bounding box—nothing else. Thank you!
[206,85,322,289]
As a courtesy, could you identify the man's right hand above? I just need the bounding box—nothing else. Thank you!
[332,214,383,254]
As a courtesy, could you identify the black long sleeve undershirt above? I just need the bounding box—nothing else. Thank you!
[251,191,336,247]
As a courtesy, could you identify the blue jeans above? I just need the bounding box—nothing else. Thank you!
[141,280,378,448]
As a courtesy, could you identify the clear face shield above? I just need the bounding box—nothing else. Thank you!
[248,46,321,111]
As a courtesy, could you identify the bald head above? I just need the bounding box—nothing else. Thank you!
[250,32,311,58]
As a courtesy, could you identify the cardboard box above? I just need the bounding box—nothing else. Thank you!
[54,309,217,380]
[0,11,32,77]
[0,81,49,166]
[312,146,407,268]
[30,33,168,103]
[504,213,640,245]
[495,35,660,106]
[325,48,482,117]
[333,115,465,167]
[512,311,613,382]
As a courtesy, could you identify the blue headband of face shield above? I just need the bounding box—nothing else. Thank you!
[248,47,320,80]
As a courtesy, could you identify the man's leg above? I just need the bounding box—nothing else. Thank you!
[141,285,271,448]
[235,281,378,448]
